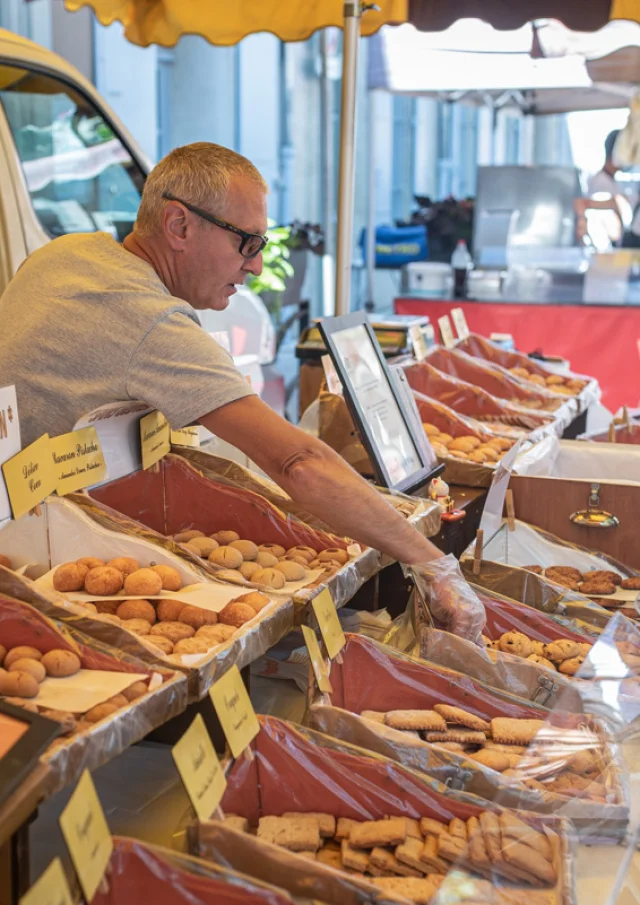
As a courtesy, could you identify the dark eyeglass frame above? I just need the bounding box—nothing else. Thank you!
[162,191,268,259]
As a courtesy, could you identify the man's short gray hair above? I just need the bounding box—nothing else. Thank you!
[135,142,267,238]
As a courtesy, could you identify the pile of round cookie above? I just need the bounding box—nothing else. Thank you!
[482,631,593,676]
[51,556,272,657]
[172,528,350,588]
[0,640,150,736]
[421,425,513,465]
[524,564,639,598]
[508,367,587,397]
[362,708,611,803]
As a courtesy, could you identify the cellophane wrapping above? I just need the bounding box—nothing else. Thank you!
[0,594,187,796]
[191,715,577,905]
[175,445,442,543]
[402,360,562,433]
[384,595,584,712]
[456,335,600,413]
[412,391,557,490]
[0,496,293,701]
[85,453,386,611]
[306,634,628,841]
[92,837,301,905]
[425,347,573,415]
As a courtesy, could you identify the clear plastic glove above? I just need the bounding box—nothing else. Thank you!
[406,554,486,645]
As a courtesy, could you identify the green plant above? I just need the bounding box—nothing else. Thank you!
[247,221,294,308]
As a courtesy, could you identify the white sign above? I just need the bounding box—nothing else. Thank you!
[438,315,456,349]
[322,354,343,396]
[0,386,21,523]
[480,439,522,541]
[74,400,152,485]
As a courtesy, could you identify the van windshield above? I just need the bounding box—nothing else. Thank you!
[0,64,145,240]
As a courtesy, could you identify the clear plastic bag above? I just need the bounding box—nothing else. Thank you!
[408,554,487,645]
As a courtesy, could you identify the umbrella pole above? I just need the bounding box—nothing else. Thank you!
[334,0,362,316]
[365,88,377,312]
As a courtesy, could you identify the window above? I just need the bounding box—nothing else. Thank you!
[0,64,146,240]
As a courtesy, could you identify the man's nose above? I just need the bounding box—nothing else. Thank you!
[243,251,263,277]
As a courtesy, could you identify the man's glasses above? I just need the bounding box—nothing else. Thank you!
[162,192,268,259]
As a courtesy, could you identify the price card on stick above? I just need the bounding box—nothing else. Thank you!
[51,427,107,495]
[59,770,113,904]
[451,307,470,340]
[170,426,200,448]
[140,410,170,470]
[301,624,333,693]
[1,434,56,521]
[209,665,260,759]
[19,858,73,905]
[172,714,226,821]
[312,588,346,661]
[480,439,522,541]
[437,315,456,349]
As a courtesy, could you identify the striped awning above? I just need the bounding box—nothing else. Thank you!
[64,0,640,47]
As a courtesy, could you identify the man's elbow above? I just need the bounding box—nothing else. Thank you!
[277,443,332,493]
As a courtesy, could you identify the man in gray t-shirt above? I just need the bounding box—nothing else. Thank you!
[0,142,484,639]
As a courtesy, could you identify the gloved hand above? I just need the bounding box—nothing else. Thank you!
[406,554,486,645]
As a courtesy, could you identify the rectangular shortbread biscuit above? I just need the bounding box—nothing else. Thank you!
[349,817,407,849]
[372,877,439,904]
[223,815,249,833]
[369,847,422,877]
[341,840,369,873]
[257,815,320,852]
[384,710,447,731]
[490,718,546,746]
[283,812,336,838]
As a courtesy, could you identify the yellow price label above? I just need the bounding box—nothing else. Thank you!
[311,588,345,660]
[437,315,456,349]
[59,770,113,903]
[172,714,226,821]
[19,858,73,905]
[1,434,57,520]
[51,427,107,495]
[140,411,170,470]
[301,625,333,693]
[209,665,260,759]
[170,426,200,448]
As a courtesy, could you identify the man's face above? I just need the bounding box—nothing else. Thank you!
[179,176,268,310]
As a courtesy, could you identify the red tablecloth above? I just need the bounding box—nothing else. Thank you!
[394,297,639,412]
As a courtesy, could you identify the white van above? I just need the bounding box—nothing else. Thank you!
[0,28,276,390]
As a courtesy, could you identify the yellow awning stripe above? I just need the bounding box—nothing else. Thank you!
[63,0,409,48]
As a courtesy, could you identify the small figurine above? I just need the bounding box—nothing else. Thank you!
[429,476,450,508]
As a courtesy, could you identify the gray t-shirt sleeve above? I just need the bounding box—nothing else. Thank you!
[126,310,255,429]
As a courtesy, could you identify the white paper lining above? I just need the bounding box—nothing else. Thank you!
[33,668,148,713]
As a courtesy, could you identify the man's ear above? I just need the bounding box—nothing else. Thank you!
[163,201,189,251]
